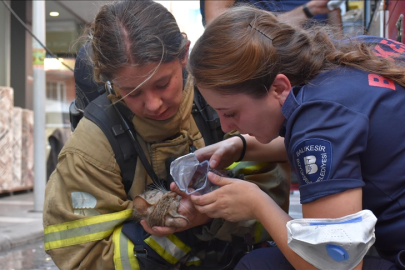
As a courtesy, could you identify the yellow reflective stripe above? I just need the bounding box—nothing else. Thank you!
[166,234,191,254]
[232,162,269,175]
[144,237,178,265]
[127,237,139,270]
[144,234,190,265]
[113,225,140,270]
[254,221,262,243]
[186,256,202,266]
[226,162,240,170]
[44,209,133,251]
[45,219,121,248]
[254,221,270,244]
[45,229,115,251]
[113,225,124,270]
[45,209,133,234]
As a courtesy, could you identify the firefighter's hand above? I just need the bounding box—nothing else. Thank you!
[140,220,178,237]
[190,172,264,222]
[140,183,213,237]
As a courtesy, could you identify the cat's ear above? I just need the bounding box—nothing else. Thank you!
[133,196,151,216]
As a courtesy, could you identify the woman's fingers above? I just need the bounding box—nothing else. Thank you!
[190,173,232,206]
[207,171,234,186]
[190,191,215,207]
[170,182,183,195]
[140,220,177,237]
[140,220,155,235]
[209,148,227,168]
[194,139,240,169]
[193,204,223,219]
[194,145,216,162]
[190,175,263,222]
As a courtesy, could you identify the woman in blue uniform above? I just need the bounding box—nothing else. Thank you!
[184,5,405,270]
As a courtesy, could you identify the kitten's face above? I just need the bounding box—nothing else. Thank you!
[132,189,189,228]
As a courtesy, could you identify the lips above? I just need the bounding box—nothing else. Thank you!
[147,108,172,120]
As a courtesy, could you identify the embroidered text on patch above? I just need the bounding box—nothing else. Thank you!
[293,139,332,185]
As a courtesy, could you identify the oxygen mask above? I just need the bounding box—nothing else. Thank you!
[170,153,221,195]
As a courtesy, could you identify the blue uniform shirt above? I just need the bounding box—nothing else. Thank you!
[281,36,405,262]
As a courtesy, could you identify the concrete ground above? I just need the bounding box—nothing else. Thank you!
[0,191,43,252]
[0,190,302,252]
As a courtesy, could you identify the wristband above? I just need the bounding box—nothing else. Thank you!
[233,134,246,162]
[303,4,314,18]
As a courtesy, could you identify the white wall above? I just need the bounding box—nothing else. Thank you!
[156,1,204,50]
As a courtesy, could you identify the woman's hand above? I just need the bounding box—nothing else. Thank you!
[140,182,213,237]
[194,136,244,169]
[194,135,287,167]
[190,172,265,222]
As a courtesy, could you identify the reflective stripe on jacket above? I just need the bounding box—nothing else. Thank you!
[44,207,196,269]
[45,209,133,251]
[113,225,140,270]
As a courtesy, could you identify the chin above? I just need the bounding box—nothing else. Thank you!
[254,136,272,144]
[162,110,177,120]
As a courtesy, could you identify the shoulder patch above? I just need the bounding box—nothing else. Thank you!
[293,139,332,185]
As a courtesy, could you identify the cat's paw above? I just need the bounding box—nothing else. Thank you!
[165,216,189,228]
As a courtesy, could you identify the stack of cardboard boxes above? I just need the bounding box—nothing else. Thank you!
[0,86,34,193]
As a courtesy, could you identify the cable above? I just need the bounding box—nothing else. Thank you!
[1,0,74,72]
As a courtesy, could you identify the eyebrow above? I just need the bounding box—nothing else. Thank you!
[120,86,137,91]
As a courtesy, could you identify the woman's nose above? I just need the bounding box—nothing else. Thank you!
[144,92,162,113]
[219,117,236,133]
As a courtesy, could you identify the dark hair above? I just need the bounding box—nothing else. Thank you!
[85,0,187,83]
[189,6,405,98]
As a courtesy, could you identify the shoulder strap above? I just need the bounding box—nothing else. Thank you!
[192,86,225,146]
[111,100,162,187]
[84,93,138,194]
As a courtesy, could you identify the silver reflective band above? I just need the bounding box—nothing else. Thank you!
[287,210,377,270]
[144,234,191,265]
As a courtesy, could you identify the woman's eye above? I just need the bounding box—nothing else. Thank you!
[156,80,170,89]
[127,90,141,98]
[223,113,235,118]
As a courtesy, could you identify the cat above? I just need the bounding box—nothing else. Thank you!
[132,187,189,228]
[132,169,243,228]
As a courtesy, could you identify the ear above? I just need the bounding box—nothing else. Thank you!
[269,74,292,106]
[180,40,191,69]
[133,196,151,216]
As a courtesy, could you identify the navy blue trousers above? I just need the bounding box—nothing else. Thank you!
[234,247,396,270]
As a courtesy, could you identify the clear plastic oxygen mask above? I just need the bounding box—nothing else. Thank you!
[327,0,345,10]
[170,153,220,195]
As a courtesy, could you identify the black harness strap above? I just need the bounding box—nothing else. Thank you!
[84,93,138,193]
[112,101,161,186]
